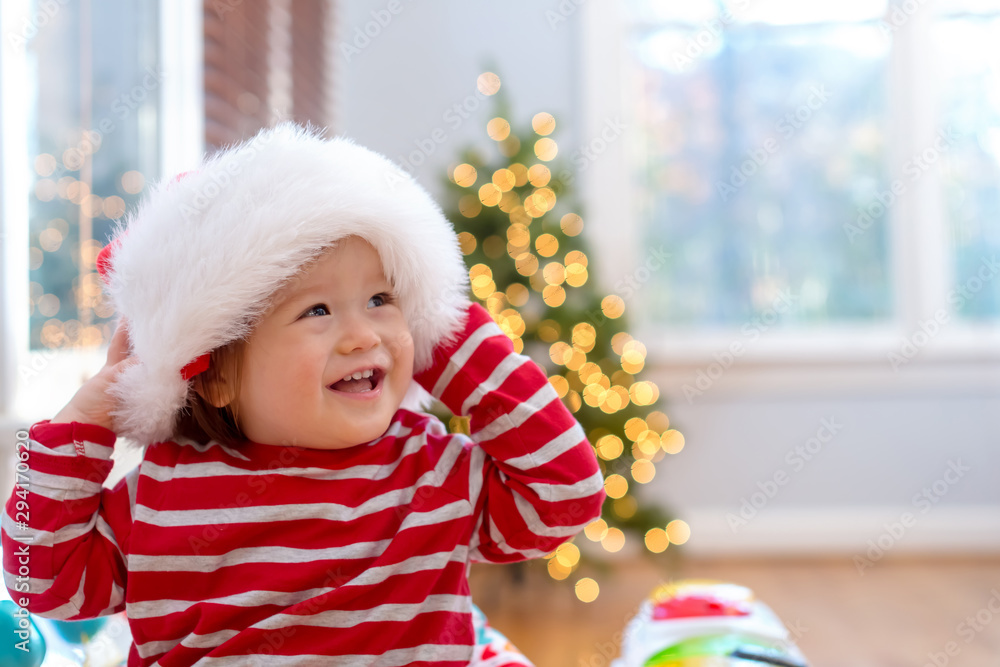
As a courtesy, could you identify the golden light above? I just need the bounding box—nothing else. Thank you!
[566,348,586,371]
[647,410,671,432]
[509,163,529,186]
[612,370,635,388]
[572,322,596,351]
[565,250,588,267]
[527,164,551,187]
[584,518,609,542]
[515,252,539,277]
[547,558,571,580]
[631,459,655,484]
[666,520,691,545]
[487,118,511,141]
[629,381,659,406]
[542,284,566,307]
[604,474,628,499]
[578,362,602,384]
[536,233,559,257]
[492,168,516,191]
[565,264,588,288]
[624,418,648,441]
[506,283,529,306]
[534,138,559,161]
[613,495,638,519]
[645,528,670,553]
[566,389,582,412]
[532,112,556,136]
[477,71,501,95]
[499,309,526,337]
[554,542,580,568]
[507,224,530,248]
[457,231,477,255]
[478,183,502,207]
[534,187,557,212]
[549,341,572,366]
[103,195,126,219]
[611,332,633,355]
[595,434,624,460]
[121,170,145,194]
[499,136,521,157]
[575,577,600,603]
[636,426,658,448]
[509,206,531,227]
[34,153,57,177]
[453,163,478,187]
[549,375,569,398]
[538,319,561,342]
[458,195,482,218]
[523,194,547,218]
[543,262,566,286]
[661,429,686,454]
[601,295,625,319]
[561,213,584,236]
[601,527,626,553]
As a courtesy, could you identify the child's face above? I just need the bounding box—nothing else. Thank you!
[234,236,414,449]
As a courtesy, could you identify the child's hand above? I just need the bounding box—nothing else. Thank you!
[51,319,137,431]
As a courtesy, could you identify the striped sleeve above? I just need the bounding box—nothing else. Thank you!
[1,421,133,620]
[415,302,605,563]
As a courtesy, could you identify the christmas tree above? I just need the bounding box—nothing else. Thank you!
[440,73,689,594]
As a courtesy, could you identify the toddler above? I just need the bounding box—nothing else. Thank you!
[2,124,606,665]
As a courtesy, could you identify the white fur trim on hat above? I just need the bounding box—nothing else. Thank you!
[103,123,470,446]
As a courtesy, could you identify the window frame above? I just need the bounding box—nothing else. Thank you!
[0,0,204,423]
[579,2,1000,401]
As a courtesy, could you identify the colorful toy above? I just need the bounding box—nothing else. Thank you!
[612,580,809,667]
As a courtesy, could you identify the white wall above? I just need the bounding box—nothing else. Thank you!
[334,1,1000,556]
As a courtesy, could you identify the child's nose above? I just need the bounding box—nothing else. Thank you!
[335,314,381,353]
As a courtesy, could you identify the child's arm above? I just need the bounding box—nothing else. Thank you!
[2,323,136,618]
[415,302,606,562]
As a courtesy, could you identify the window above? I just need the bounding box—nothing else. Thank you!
[1,0,203,422]
[583,0,1000,358]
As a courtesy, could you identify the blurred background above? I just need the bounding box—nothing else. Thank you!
[1,1,999,665]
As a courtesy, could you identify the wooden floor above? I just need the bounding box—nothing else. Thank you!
[469,554,1000,667]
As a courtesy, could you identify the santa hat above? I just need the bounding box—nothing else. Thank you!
[99,123,470,446]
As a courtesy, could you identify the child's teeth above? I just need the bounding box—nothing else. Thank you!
[344,369,375,382]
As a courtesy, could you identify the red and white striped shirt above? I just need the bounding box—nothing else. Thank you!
[2,303,605,665]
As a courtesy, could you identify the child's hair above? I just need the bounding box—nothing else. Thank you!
[178,339,248,446]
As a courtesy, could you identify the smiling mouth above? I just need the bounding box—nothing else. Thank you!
[328,368,384,394]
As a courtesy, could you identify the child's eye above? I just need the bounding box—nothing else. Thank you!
[303,304,330,317]
[369,292,394,308]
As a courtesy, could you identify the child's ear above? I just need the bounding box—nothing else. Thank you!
[192,373,237,408]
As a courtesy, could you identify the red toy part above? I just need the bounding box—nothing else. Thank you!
[652,593,752,620]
